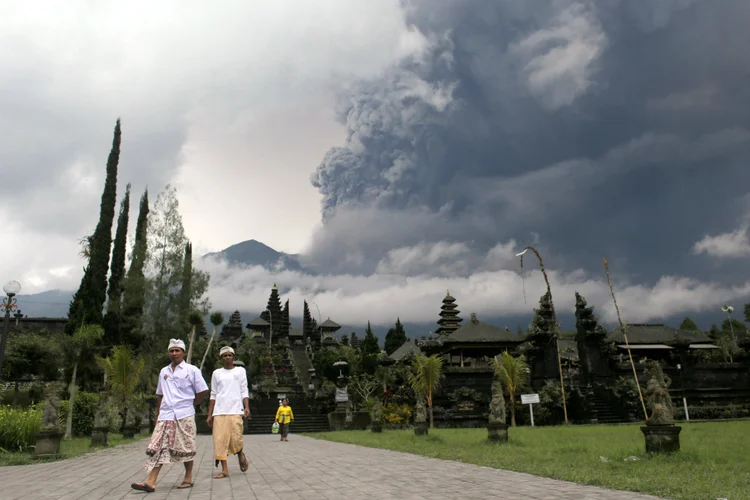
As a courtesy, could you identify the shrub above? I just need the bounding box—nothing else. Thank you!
[383,404,412,425]
[58,392,99,436]
[0,404,41,452]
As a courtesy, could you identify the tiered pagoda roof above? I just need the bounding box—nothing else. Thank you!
[441,313,522,346]
[221,310,243,340]
[436,290,463,336]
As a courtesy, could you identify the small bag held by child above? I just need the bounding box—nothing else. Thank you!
[271,422,280,434]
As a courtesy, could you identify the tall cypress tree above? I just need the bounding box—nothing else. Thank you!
[384,318,407,355]
[67,119,121,334]
[121,189,149,350]
[102,184,131,345]
[361,321,380,355]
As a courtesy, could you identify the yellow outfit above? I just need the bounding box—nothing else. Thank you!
[275,406,294,424]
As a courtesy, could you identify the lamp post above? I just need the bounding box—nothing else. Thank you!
[721,305,736,345]
[1,280,22,381]
[515,247,568,424]
[677,363,689,421]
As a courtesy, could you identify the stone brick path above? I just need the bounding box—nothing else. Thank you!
[0,435,664,499]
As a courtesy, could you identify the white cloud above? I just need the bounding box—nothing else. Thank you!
[693,224,750,258]
[0,0,424,281]
[198,241,750,329]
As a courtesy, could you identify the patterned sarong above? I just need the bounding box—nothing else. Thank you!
[212,414,244,460]
[144,415,197,471]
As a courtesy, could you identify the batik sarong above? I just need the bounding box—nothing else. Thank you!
[212,414,244,460]
[144,415,197,471]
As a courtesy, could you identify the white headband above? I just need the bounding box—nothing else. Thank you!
[168,338,186,352]
[219,346,235,356]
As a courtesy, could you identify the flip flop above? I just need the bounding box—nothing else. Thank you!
[212,472,229,479]
[177,481,194,489]
[131,482,155,492]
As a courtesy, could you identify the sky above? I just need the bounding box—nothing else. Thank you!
[3,0,750,329]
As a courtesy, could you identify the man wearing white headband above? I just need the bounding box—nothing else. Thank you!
[132,338,209,493]
[207,345,250,479]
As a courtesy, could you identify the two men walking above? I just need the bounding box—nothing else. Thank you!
[131,340,250,492]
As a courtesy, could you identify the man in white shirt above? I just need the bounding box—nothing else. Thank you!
[207,345,250,478]
[131,338,209,493]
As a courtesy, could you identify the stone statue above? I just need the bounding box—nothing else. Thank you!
[415,396,427,424]
[93,394,109,428]
[334,372,349,403]
[371,400,383,423]
[41,385,61,430]
[345,401,353,423]
[488,380,506,424]
[644,361,674,426]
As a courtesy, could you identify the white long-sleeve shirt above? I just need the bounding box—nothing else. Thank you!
[210,366,249,416]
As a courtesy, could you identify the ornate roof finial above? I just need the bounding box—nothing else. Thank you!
[273,283,278,289]
[446,289,450,295]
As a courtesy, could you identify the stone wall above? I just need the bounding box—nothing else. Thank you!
[431,367,494,428]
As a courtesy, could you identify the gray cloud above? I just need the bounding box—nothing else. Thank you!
[308,0,750,287]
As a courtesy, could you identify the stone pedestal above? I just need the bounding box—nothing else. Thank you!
[487,422,509,442]
[641,425,681,454]
[34,429,62,458]
[328,411,346,431]
[414,422,428,436]
[371,421,383,433]
[90,427,109,447]
[122,425,136,439]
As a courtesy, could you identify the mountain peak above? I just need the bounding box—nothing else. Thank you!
[202,239,307,272]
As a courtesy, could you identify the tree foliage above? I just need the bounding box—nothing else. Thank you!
[98,345,145,405]
[66,119,121,334]
[120,189,149,350]
[384,318,407,355]
[103,184,131,346]
[361,321,380,355]
[406,354,444,428]
[679,317,701,332]
[493,351,528,427]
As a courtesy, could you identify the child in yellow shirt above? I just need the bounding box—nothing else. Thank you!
[275,399,294,442]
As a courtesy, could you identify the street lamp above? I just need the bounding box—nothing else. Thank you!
[721,305,736,345]
[676,364,689,421]
[1,280,22,381]
[515,247,568,424]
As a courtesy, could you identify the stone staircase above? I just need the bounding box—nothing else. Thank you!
[290,347,313,388]
[590,391,625,424]
[245,399,329,435]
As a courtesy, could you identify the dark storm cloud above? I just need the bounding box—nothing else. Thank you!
[308,0,750,284]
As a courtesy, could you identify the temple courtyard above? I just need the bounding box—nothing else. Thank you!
[0,435,661,500]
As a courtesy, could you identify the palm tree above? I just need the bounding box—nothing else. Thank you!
[99,344,145,407]
[493,351,529,427]
[64,323,104,439]
[407,354,444,428]
[186,310,204,364]
[374,366,396,405]
[200,312,224,372]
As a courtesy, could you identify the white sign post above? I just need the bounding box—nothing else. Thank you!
[521,394,540,427]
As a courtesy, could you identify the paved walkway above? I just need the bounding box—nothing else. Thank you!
[0,435,663,500]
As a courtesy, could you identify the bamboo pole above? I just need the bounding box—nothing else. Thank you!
[517,246,568,424]
[603,257,648,421]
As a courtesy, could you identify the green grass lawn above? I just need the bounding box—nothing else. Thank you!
[308,422,749,500]
[0,433,145,466]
